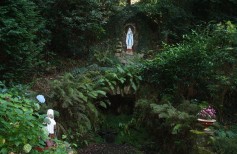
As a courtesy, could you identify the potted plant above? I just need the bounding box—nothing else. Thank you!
[197,106,216,130]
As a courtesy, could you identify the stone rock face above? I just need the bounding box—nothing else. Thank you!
[115,41,123,53]
[115,49,143,65]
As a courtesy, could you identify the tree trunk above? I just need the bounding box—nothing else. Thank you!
[127,0,131,6]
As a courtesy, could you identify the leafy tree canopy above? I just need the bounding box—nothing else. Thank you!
[0,0,47,82]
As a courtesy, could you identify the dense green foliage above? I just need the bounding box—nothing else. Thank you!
[137,21,237,153]
[35,0,115,56]
[142,22,237,113]
[132,98,200,153]
[138,0,237,43]
[0,0,46,81]
[0,0,116,82]
[0,84,44,153]
[1,0,237,153]
[138,0,193,42]
[48,64,141,146]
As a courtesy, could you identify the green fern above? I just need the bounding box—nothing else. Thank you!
[48,64,142,146]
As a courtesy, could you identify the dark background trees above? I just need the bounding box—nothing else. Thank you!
[0,0,46,81]
[1,0,237,153]
[1,0,237,82]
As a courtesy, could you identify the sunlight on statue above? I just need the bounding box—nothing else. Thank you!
[126,27,134,55]
[131,0,140,4]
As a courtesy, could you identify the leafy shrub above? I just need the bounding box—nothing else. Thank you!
[0,91,44,153]
[138,0,194,42]
[133,98,199,153]
[48,64,141,146]
[89,40,121,67]
[211,126,237,154]
[213,137,237,154]
[0,0,46,81]
[49,72,104,139]
[141,22,237,115]
[46,0,115,56]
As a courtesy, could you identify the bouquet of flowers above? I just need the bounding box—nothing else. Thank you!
[197,106,216,120]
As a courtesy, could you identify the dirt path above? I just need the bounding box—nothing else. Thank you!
[78,143,143,154]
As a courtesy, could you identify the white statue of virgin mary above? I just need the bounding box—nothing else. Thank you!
[126,27,133,50]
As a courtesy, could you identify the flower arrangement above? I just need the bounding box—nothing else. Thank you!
[197,106,216,120]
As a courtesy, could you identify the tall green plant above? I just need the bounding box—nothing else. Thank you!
[45,0,115,56]
[48,64,141,145]
[142,30,209,99]
[138,0,194,42]
[0,93,44,153]
[134,98,199,153]
[0,0,46,81]
[50,73,106,134]
[142,22,237,118]
[212,125,237,154]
